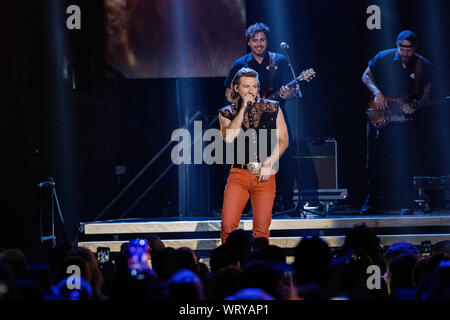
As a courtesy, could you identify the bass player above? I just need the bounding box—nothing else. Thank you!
[361,30,431,215]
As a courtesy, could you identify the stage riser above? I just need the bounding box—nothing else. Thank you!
[81,216,450,235]
[78,215,450,269]
[78,234,450,254]
[79,226,450,243]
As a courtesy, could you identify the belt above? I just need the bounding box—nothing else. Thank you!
[231,164,248,170]
[231,162,262,174]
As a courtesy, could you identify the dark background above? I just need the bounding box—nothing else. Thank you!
[1,0,449,263]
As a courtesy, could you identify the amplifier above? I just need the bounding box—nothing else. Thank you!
[292,138,347,201]
[414,175,450,212]
[292,138,338,189]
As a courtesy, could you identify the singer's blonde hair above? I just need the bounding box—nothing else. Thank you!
[230,68,260,102]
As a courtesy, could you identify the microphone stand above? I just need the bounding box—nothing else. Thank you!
[38,178,68,248]
[272,44,307,218]
[282,46,302,98]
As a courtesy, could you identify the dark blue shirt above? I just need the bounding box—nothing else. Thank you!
[224,52,291,101]
[368,48,431,97]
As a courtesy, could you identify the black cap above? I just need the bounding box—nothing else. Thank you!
[396,30,417,47]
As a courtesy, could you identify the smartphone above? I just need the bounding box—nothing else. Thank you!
[128,238,151,276]
[420,240,432,256]
[97,247,110,264]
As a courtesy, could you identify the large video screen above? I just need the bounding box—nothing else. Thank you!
[104,0,246,78]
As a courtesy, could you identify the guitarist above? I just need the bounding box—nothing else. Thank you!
[224,22,297,213]
[224,22,296,105]
[361,30,431,215]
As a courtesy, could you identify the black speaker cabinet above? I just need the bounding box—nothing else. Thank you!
[292,138,347,201]
[414,175,450,212]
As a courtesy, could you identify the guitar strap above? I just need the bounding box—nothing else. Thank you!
[267,51,277,89]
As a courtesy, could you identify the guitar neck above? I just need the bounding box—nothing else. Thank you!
[263,68,316,100]
[409,99,427,110]
[409,97,444,111]
[267,76,305,100]
[383,95,448,111]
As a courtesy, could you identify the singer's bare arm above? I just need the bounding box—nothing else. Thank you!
[269,107,289,163]
[219,104,247,143]
[257,107,289,182]
[221,78,257,142]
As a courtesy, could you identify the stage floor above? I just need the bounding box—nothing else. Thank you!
[78,209,450,265]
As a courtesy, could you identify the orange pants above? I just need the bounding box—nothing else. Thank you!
[221,167,276,243]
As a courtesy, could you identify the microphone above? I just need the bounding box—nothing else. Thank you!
[37,180,55,188]
[280,42,290,50]
[246,101,253,111]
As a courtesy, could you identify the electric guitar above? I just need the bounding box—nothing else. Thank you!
[366,94,449,129]
[260,68,316,100]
